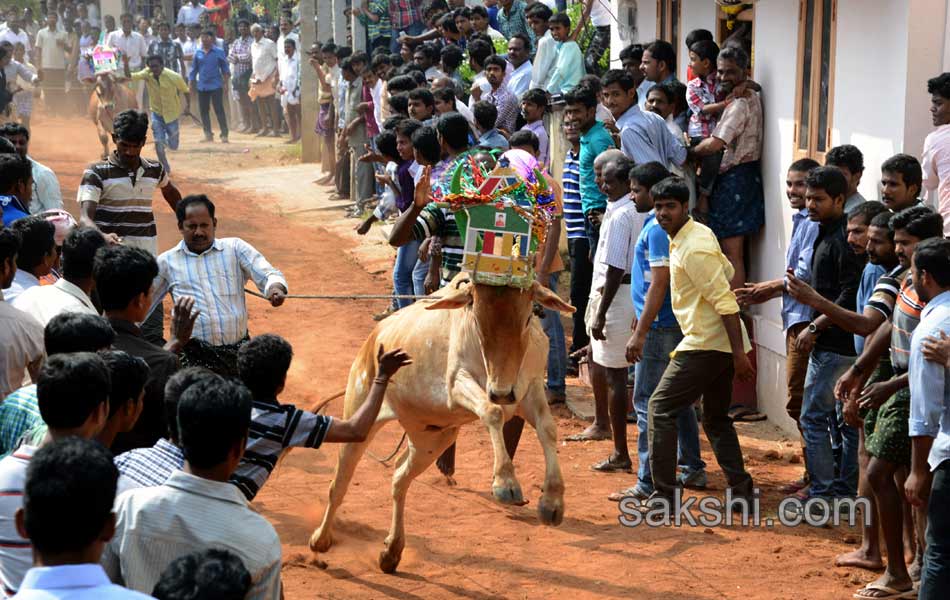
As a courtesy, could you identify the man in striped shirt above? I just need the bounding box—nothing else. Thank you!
[835,206,944,595]
[147,195,287,376]
[0,353,111,597]
[562,120,591,367]
[77,110,182,257]
[232,334,411,500]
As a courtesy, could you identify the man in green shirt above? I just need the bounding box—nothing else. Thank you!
[564,85,615,256]
[125,54,190,175]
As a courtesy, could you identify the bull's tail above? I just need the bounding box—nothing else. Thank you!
[342,329,381,419]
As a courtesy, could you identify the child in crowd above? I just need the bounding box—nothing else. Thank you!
[686,39,728,221]
[356,130,403,235]
[545,12,583,97]
[520,88,549,168]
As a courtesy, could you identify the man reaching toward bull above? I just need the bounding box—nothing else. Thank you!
[147,194,287,376]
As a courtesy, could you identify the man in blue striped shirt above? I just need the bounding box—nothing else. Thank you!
[562,120,591,369]
[148,195,287,376]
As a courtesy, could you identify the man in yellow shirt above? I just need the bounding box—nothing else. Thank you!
[647,176,755,506]
[125,54,190,175]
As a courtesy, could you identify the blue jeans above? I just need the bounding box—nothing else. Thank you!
[150,112,180,174]
[634,326,706,492]
[920,460,950,599]
[394,239,421,309]
[411,256,427,296]
[800,349,858,498]
[540,274,567,392]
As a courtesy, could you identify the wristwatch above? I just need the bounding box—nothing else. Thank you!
[807,322,819,335]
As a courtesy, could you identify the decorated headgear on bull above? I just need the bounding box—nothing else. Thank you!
[437,149,557,289]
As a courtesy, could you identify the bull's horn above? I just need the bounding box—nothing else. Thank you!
[534,168,548,192]
[450,161,466,194]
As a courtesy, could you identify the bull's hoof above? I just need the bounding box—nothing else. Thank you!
[538,495,565,526]
[378,549,402,573]
[492,481,525,505]
[308,528,333,553]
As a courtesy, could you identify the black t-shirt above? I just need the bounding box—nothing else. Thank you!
[810,215,865,356]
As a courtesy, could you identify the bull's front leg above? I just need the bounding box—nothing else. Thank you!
[517,378,565,526]
[450,368,525,505]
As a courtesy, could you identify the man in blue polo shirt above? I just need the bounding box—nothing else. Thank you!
[188,29,230,143]
[607,162,707,501]
[564,85,615,258]
[0,153,31,226]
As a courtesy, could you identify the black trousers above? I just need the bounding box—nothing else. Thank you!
[198,88,229,138]
[649,350,753,498]
[568,237,593,354]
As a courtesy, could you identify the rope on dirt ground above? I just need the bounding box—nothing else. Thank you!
[367,432,408,465]
[244,288,431,301]
[246,290,415,463]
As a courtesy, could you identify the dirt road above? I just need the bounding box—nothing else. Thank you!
[27,114,872,599]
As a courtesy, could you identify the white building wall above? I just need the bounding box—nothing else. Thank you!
[676,1,717,82]
[737,0,801,435]
[830,0,909,200]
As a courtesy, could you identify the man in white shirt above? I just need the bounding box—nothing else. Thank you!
[13,227,104,326]
[0,228,44,400]
[0,124,63,215]
[249,23,281,137]
[276,15,298,56]
[922,73,950,235]
[506,33,532,100]
[0,354,113,597]
[0,15,29,56]
[16,437,155,600]
[574,153,647,471]
[148,195,287,376]
[177,1,207,26]
[102,378,282,599]
[106,14,149,109]
[34,12,69,117]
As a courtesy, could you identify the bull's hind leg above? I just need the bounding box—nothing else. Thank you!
[308,406,396,554]
[518,378,565,526]
[379,426,459,573]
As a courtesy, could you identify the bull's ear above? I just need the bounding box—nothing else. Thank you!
[531,281,575,314]
[425,281,473,310]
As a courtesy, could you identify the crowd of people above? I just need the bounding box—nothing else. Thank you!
[2,0,950,599]
[1,0,304,172]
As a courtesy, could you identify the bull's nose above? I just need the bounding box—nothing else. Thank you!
[489,390,516,405]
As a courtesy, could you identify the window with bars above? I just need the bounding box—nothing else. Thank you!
[794,0,837,160]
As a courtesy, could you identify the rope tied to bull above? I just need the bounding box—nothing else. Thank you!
[244,288,432,301]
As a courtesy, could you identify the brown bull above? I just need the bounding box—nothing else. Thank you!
[88,74,137,159]
[309,274,574,573]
